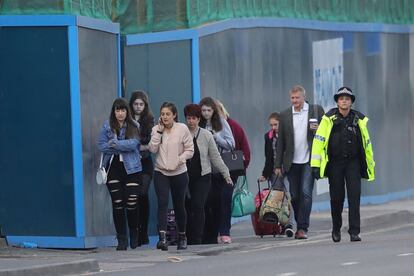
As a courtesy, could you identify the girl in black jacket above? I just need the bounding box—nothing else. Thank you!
[259,112,294,238]
[129,90,155,246]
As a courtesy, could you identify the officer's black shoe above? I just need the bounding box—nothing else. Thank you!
[332,231,341,243]
[350,234,361,242]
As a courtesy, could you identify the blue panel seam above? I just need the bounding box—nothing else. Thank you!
[313,188,414,211]
[6,236,117,249]
[191,37,201,103]
[0,15,119,34]
[125,18,414,46]
[117,34,122,97]
[68,26,85,238]
[0,15,76,26]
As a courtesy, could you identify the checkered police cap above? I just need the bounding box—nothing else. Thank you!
[334,87,355,103]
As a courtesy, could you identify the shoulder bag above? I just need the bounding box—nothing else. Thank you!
[96,154,113,185]
[231,176,256,217]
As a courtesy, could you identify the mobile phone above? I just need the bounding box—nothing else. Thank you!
[158,117,164,126]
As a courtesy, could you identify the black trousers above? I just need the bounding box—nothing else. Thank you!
[203,174,222,244]
[138,173,151,235]
[203,173,238,244]
[327,158,361,235]
[154,171,189,232]
[186,174,211,245]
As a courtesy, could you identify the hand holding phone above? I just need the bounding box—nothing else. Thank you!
[157,117,165,132]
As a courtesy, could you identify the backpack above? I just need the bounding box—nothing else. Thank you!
[259,177,291,225]
[166,209,177,245]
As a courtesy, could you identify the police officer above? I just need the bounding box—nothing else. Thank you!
[311,87,375,243]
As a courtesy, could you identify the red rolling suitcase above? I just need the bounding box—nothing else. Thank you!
[251,180,282,237]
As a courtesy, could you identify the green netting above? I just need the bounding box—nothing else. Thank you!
[0,0,112,20]
[1,0,414,34]
[112,0,187,34]
[186,0,414,28]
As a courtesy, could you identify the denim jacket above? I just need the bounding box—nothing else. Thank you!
[97,120,142,174]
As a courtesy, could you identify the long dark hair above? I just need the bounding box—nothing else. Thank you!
[109,98,139,139]
[199,97,223,132]
[160,102,179,122]
[129,90,154,144]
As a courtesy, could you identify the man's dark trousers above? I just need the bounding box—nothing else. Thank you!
[327,158,361,235]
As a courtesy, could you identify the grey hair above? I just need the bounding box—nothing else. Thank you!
[289,85,306,96]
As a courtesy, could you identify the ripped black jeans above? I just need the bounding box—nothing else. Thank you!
[107,155,142,236]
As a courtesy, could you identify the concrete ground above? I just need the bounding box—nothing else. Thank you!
[1,197,414,276]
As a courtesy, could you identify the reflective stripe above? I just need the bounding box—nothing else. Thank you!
[311,154,321,160]
[315,134,325,142]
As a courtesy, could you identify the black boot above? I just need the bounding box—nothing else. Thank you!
[156,231,168,251]
[129,228,139,249]
[332,231,341,243]
[138,227,149,246]
[177,232,187,250]
[116,235,128,251]
[350,234,361,242]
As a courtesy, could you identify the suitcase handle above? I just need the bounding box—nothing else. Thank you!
[257,180,271,206]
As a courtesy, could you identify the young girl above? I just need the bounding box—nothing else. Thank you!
[259,112,294,238]
[98,98,142,250]
[149,102,194,251]
[129,90,154,246]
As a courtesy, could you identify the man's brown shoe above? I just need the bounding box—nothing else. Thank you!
[294,229,308,239]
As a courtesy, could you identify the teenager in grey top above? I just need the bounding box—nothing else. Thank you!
[198,97,236,244]
[184,104,232,245]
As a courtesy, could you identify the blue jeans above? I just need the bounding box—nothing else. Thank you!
[287,163,315,232]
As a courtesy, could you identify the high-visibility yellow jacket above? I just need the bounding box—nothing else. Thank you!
[310,109,375,181]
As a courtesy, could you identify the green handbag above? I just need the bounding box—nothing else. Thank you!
[231,176,256,217]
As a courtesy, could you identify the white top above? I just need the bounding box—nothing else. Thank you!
[149,123,194,176]
[292,102,309,164]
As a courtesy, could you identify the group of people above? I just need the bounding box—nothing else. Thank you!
[259,85,375,243]
[98,93,250,251]
[98,84,375,251]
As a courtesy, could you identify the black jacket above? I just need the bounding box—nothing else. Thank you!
[275,103,324,173]
[325,108,368,178]
[262,131,276,179]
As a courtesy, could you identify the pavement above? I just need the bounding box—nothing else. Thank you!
[1,197,414,275]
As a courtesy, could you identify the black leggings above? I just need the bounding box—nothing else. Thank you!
[154,171,189,232]
[186,174,211,244]
[107,156,142,236]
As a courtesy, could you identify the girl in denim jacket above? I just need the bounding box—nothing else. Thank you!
[98,98,142,250]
